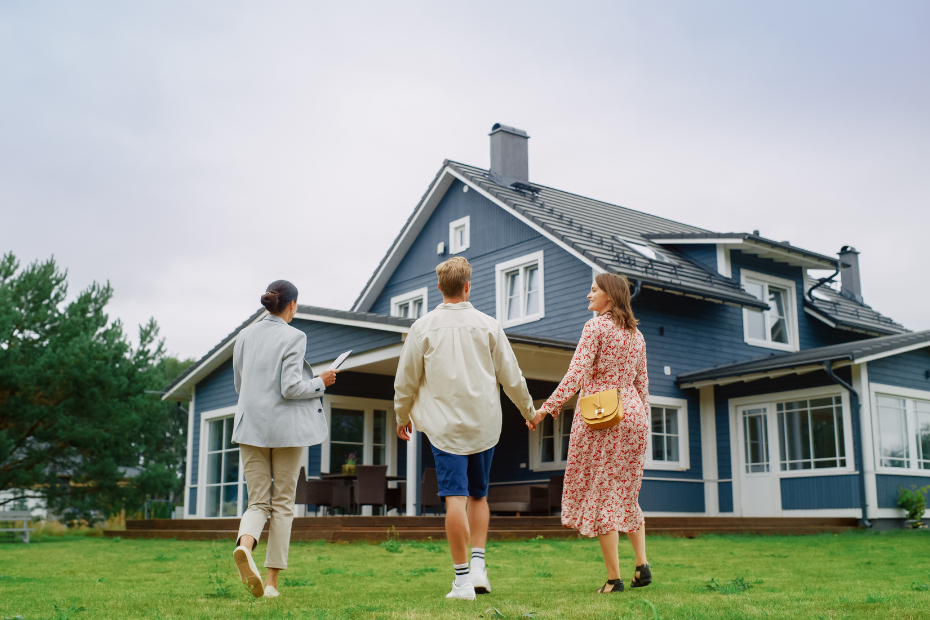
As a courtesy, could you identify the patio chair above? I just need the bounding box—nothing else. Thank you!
[421,467,443,515]
[295,469,335,516]
[548,475,564,516]
[385,481,406,515]
[331,481,353,515]
[355,465,388,515]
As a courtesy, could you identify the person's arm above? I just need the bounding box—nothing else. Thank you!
[492,324,536,421]
[540,320,600,417]
[280,332,327,399]
[633,331,649,412]
[394,327,424,437]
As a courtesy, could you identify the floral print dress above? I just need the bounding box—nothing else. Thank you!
[542,313,649,537]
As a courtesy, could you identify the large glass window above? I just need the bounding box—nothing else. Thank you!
[496,252,544,328]
[876,395,909,468]
[743,407,770,473]
[650,406,680,463]
[539,409,574,466]
[205,417,245,518]
[741,271,797,351]
[330,408,365,473]
[918,400,930,470]
[777,396,846,470]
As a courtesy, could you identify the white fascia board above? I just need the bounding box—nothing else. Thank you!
[311,343,405,373]
[353,169,458,312]
[804,306,837,328]
[161,311,269,401]
[856,342,930,365]
[292,312,410,334]
[444,167,605,274]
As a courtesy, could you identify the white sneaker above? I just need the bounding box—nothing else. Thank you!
[471,569,491,594]
[233,546,265,598]
[445,581,477,600]
[263,585,280,598]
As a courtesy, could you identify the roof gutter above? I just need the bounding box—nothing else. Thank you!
[824,360,871,528]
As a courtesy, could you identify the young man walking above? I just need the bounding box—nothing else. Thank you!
[394,257,536,600]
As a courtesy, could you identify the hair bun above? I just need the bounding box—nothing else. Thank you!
[260,290,280,311]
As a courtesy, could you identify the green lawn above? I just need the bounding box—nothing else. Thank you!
[1,530,929,619]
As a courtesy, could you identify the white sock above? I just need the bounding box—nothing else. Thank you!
[454,562,470,586]
[471,547,486,572]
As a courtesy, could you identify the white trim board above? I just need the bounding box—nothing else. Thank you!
[389,287,429,319]
[856,341,930,365]
[644,395,691,472]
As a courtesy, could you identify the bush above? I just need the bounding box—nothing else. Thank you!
[897,485,930,526]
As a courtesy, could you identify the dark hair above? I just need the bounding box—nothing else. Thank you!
[594,272,639,332]
[261,280,298,315]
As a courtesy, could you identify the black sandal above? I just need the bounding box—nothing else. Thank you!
[597,578,624,593]
[631,564,651,588]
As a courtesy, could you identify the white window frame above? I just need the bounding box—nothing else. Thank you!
[449,216,470,254]
[495,250,545,328]
[528,398,576,471]
[320,395,397,476]
[740,269,800,352]
[729,385,854,479]
[198,405,247,518]
[390,287,429,319]
[645,395,691,471]
[870,383,930,475]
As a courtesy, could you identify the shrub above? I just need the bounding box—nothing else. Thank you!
[897,485,930,526]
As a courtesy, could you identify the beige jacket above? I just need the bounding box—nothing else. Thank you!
[393,302,535,455]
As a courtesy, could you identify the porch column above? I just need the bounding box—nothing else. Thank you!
[405,424,420,516]
[699,386,719,516]
[852,363,878,521]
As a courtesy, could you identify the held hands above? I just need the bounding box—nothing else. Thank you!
[525,408,549,431]
[319,369,339,387]
[397,422,412,441]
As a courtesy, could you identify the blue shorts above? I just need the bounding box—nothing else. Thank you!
[430,445,495,498]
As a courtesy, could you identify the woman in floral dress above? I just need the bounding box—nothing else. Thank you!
[528,273,650,594]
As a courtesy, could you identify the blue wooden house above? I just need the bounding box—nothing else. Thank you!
[164,124,930,527]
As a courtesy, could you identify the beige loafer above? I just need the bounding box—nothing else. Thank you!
[233,546,265,598]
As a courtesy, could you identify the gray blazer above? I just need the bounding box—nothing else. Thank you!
[232,314,328,448]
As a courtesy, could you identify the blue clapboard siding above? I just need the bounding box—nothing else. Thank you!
[191,360,239,485]
[639,479,705,512]
[780,475,860,510]
[718,481,734,513]
[292,319,402,368]
[868,349,930,392]
[876,474,930,508]
[307,445,322,478]
[668,244,718,274]
[371,179,591,342]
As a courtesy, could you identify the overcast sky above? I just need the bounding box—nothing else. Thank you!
[1,1,928,360]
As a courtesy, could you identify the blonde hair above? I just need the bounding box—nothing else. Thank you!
[436,257,472,297]
[595,272,639,332]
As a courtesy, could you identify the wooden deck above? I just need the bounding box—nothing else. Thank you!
[104,515,860,542]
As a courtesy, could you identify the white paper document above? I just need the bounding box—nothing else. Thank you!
[328,350,352,370]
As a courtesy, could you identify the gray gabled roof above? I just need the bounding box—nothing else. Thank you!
[805,278,906,336]
[162,305,416,400]
[678,329,930,387]
[444,162,769,310]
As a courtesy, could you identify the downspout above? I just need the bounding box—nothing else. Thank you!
[630,279,643,301]
[807,260,841,303]
[824,360,872,528]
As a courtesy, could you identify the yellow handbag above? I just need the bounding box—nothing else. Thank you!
[579,328,636,431]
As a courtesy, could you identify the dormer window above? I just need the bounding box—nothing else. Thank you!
[449,216,470,254]
[616,237,668,262]
[741,270,799,352]
[391,287,428,319]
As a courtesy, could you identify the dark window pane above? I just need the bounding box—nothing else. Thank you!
[224,451,239,483]
[666,435,679,462]
[222,484,238,517]
[653,433,665,461]
[330,442,364,473]
[330,409,365,443]
[224,418,235,449]
[781,409,811,463]
[541,436,554,463]
[206,486,221,518]
[207,453,222,484]
[373,445,385,466]
[242,482,249,509]
[811,407,838,460]
[209,420,224,452]
[665,410,678,436]
[541,415,554,438]
[373,410,387,446]
[836,407,846,458]
[561,412,573,461]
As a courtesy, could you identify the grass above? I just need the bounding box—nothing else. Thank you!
[1,530,929,619]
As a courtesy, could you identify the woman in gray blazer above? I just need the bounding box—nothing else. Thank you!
[232,280,337,599]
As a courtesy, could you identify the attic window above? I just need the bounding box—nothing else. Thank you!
[449,216,470,254]
[616,237,668,262]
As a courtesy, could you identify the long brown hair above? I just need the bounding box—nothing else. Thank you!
[595,273,639,332]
